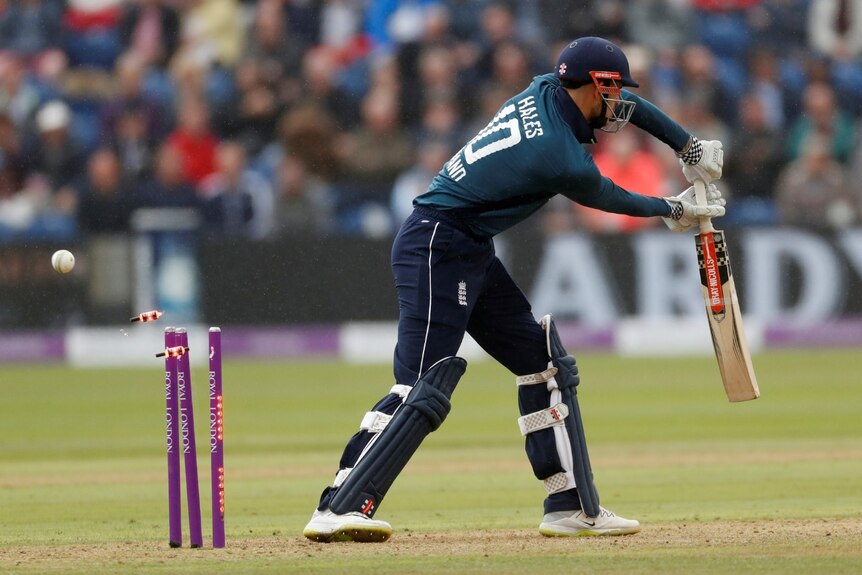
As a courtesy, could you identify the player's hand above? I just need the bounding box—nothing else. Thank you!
[662,183,725,232]
[679,138,723,184]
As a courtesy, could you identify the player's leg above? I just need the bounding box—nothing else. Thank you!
[305,215,488,542]
[466,257,639,536]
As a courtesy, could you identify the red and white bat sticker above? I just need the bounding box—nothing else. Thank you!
[701,232,725,316]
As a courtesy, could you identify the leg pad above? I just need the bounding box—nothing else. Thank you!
[328,357,467,517]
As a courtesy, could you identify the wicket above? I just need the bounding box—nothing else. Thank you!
[209,327,225,548]
[163,326,225,548]
[164,328,182,548]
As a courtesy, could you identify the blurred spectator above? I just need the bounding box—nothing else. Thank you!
[678,44,738,126]
[475,2,521,83]
[296,46,360,131]
[167,96,218,187]
[416,95,462,149]
[281,104,341,183]
[0,54,43,129]
[100,52,167,145]
[785,81,856,165]
[365,0,443,49]
[136,142,199,208]
[0,112,23,194]
[487,40,535,94]
[118,0,180,68]
[749,0,810,56]
[0,0,64,62]
[335,85,413,235]
[0,173,46,234]
[61,0,124,69]
[284,1,322,48]
[219,57,280,156]
[25,100,85,196]
[626,0,694,51]
[675,92,732,153]
[809,0,862,59]
[401,44,465,127]
[275,154,336,236]
[577,130,667,233]
[690,0,756,71]
[167,48,210,104]
[537,0,597,44]
[111,103,155,181]
[177,0,245,69]
[746,47,788,131]
[338,85,413,198]
[724,93,784,225]
[243,0,304,106]
[775,136,858,229]
[444,0,491,42]
[590,0,629,43]
[76,148,131,233]
[808,0,862,115]
[390,138,451,224]
[318,0,365,52]
[201,141,274,239]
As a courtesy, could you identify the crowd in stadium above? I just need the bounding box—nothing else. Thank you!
[0,0,860,241]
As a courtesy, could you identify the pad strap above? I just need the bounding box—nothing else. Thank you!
[517,403,569,436]
[333,467,351,488]
[515,367,558,386]
[389,384,412,398]
[544,471,576,494]
[360,411,393,433]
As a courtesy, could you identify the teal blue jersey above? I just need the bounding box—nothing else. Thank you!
[415,73,691,239]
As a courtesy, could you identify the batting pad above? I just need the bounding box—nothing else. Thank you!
[544,315,601,518]
[328,356,467,518]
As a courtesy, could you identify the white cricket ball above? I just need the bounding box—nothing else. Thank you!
[51,249,75,273]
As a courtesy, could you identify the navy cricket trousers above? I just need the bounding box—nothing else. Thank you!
[392,206,549,384]
[318,207,557,511]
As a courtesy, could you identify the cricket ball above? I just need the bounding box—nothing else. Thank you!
[51,249,75,273]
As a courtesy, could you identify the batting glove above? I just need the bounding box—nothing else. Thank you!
[678,137,723,185]
[662,183,726,232]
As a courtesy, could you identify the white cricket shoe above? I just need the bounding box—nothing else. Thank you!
[303,508,393,543]
[539,506,640,537]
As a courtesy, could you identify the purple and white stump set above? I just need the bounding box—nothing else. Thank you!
[164,326,225,549]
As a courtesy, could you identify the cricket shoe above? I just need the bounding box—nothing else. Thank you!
[303,508,393,543]
[539,506,640,537]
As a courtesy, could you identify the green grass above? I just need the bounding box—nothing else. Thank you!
[1,350,861,573]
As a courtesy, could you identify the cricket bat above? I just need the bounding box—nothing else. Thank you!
[693,180,760,402]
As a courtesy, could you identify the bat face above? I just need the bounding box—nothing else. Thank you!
[696,229,760,402]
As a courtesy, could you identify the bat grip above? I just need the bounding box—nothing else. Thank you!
[693,179,715,233]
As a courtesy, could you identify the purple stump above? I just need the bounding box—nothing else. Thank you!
[165,327,182,548]
[209,327,225,548]
[176,328,203,548]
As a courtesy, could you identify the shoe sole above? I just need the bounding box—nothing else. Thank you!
[539,524,641,537]
[303,525,392,543]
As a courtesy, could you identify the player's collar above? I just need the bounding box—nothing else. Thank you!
[554,85,596,144]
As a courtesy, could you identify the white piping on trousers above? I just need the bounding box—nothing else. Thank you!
[416,221,440,382]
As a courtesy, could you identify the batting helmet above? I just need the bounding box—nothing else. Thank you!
[555,37,639,88]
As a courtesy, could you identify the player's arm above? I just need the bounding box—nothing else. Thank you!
[560,163,724,229]
[622,90,723,184]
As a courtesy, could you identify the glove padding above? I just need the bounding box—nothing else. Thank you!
[662,183,726,232]
[680,138,723,184]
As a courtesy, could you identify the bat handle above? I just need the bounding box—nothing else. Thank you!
[693,179,716,233]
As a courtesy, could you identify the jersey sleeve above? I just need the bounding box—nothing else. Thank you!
[622,90,691,153]
[556,152,671,218]
[578,177,671,217]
